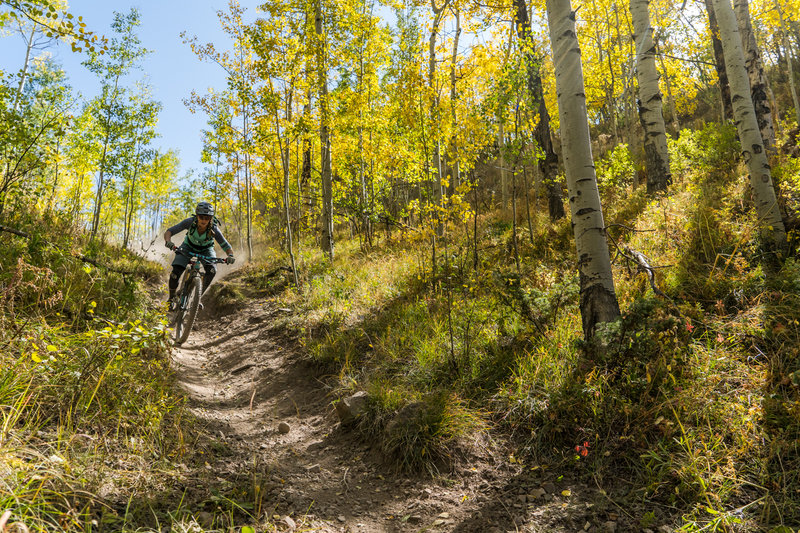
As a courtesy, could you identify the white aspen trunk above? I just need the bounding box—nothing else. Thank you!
[546,0,621,337]
[239,31,254,262]
[449,8,461,193]
[358,56,368,243]
[357,0,370,244]
[122,133,143,249]
[656,42,680,134]
[243,109,253,262]
[498,22,513,212]
[734,0,776,150]
[631,0,671,194]
[90,141,110,239]
[13,26,36,113]
[713,0,787,253]
[90,76,122,241]
[498,121,507,210]
[428,0,449,237]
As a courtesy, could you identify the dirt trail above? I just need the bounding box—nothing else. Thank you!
[170,299,636,533]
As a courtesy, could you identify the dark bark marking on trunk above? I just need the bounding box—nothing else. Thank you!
[579,275,622,338]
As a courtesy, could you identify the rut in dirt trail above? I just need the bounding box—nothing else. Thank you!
[169,299,635,533]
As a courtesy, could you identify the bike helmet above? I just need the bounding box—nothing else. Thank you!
[196,201,215,217]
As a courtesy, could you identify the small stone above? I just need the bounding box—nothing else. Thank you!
[433,520,445,526]
[278,422,291,434]
[584,521,591,530]
[231,363,254,374]
[529,488,546,500]
[337,515,346,522]
[437,512,450,519]
[196,512,213,529]
[542,482,557,494]
[603,521,617,533]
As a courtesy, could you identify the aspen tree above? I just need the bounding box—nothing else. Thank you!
[10,6,59,113]
[182,1,257,261]
[497,23,513,212]
[85,9,148,241]
[513,0,564,220]
[448,5,461,195]
[776,2,800,127]
[712,0,787,254]
[428,0,451,236]
[315,0,334,260]
[733,0,776,150]
[545,0,621,337]
[705,0,734,121]
[630,0,671,194]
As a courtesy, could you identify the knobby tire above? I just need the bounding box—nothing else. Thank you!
[174,276,202,344]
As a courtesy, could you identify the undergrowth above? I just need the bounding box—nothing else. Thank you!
[0,207,185,531]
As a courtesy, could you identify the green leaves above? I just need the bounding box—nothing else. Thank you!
[1,0,106,53]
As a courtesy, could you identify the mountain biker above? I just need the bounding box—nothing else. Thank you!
[164,201,235,311]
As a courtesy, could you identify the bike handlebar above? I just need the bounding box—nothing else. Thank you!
[174,247,228,264]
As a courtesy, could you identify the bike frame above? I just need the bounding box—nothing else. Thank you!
[175,249,226,310]
[171,248,226,344]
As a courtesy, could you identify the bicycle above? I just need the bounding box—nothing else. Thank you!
[169,248,226,345]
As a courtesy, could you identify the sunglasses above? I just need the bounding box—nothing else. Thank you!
[198,215,212,221]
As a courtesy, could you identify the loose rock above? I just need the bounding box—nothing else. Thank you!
[282,516,296,530]
[335,391,369,425]
[278,422,291,434]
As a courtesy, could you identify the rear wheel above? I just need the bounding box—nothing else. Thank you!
[174,276,202,344]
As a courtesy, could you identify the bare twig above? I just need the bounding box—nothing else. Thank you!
[606,223,655,234]
[377,215,422,234]
[603,225,670,298]
[623,246,669,298]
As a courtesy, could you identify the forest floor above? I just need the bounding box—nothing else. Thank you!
[168,291,668,533]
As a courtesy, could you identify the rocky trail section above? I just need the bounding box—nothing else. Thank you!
[171,300,657,533]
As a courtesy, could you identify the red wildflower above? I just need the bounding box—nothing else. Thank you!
[575,441,590,457]
[685,320,694,333]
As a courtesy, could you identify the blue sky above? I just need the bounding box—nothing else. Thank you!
[1,0,248,179]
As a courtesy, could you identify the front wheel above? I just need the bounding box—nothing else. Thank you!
[174,276,202,345]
